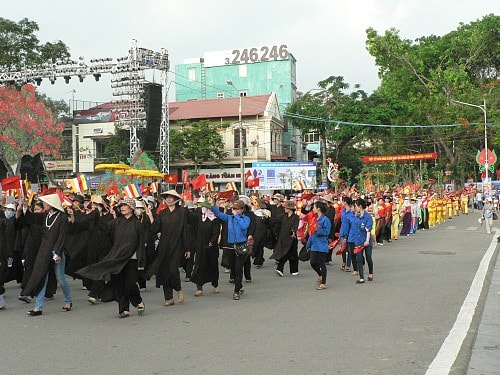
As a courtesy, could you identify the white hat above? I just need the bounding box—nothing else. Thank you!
[4,203,16,210]
[134,199,144,208]
[39,194,64,212]
[238,195,251,206]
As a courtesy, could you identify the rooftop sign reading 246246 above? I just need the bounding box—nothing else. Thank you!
[225,44,289,65]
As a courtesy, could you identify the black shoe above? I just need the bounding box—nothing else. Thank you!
[245,279,252,283]
[229,279,234,284]
[18,295,32,303]
[27,309,42,316]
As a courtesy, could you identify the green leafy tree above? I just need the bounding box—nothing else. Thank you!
[0,17,70,70]
[287,76,370,185]
[170,120,228,172]
[99,127,130,163]
[365,14,499,182]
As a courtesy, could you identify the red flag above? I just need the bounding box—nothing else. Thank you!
[107,181,120,197]
[328,238,340,249]
[216,190,236,200]
[164,174,179,184]
[1,176,21,191]
[192,174,207,190]
[354,245,365,254]
[301,193,313,200]
[245,170,252,180]
[336,241,347,256]
[141,184,150,195]
[304,211,317,236]
[247,178,260,188]
[181,192,192,201]
[156,202,168,215]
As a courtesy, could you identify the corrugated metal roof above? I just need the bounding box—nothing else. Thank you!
[169,94,272,120]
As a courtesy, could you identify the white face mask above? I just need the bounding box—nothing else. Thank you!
[4,210,15,219]
[134,208,144,217]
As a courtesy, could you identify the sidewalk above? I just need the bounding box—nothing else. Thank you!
[467,237,500,374]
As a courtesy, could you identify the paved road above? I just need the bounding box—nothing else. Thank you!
[0,212,497,375]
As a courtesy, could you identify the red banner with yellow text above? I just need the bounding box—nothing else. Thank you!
[362,152,438,163]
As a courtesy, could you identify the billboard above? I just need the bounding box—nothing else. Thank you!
[249,162,317,190]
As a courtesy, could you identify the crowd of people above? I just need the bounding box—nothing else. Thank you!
[0,185,482,316]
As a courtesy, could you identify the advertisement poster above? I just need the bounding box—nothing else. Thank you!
[249,162,317,190]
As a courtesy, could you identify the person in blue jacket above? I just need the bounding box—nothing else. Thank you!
[353,198,374,284]
[208,197,250,300]
[339,196,355,273]
[306,201,331,290]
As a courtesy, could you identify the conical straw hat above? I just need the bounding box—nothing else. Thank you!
[39,193,64,212]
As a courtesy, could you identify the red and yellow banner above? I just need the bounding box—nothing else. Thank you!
[362,152,438,163]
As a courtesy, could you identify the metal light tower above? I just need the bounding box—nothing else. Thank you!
[0,40,170,164]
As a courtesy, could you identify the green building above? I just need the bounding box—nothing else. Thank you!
[174,44,306,161]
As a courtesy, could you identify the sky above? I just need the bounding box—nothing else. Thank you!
[4,0,499,105]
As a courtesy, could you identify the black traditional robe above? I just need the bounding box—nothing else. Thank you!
[21,211,68,297]
[270,213,299,261]
[75,215,145,281]
[65,209,95,277]
[191,209,221,287]
[146,205,189,289]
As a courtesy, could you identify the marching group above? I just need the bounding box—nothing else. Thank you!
[0,187,479,317]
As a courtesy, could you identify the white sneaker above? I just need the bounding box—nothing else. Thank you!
[0,294,5,310]
[88,297,98,305]
[276,269,284,277]
[291,272,299,276]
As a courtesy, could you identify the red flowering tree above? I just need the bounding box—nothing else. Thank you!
[0,84,65,175]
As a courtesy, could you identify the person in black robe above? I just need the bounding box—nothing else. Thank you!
[18,201,57,302]
[251,198,270,268]
[190,204,221,296]
[21,194,73,316]
[65,196,94,289]
[145,190,190,307]
[1,202,24,286]
[76,198,146,318]
[134,199,155,292]
[270,200,300,275]
[180,201,197,283]
[86,197,114,304]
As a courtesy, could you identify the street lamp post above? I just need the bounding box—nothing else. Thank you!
[227,80,246,193]
[452,99,488,192]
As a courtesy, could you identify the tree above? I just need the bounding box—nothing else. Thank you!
[0,84,65,175]
[286,76,370,185]
[98,127,130,164]
[170,120,228,172]
[365,14,499,182]
[0,17,70,71]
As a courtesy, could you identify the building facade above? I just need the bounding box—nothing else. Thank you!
[174,44,306,161]
[169,93,284,190]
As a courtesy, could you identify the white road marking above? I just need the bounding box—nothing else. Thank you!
[446,226,457,230]
[425,229,498,374]
[467,227,478,231]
